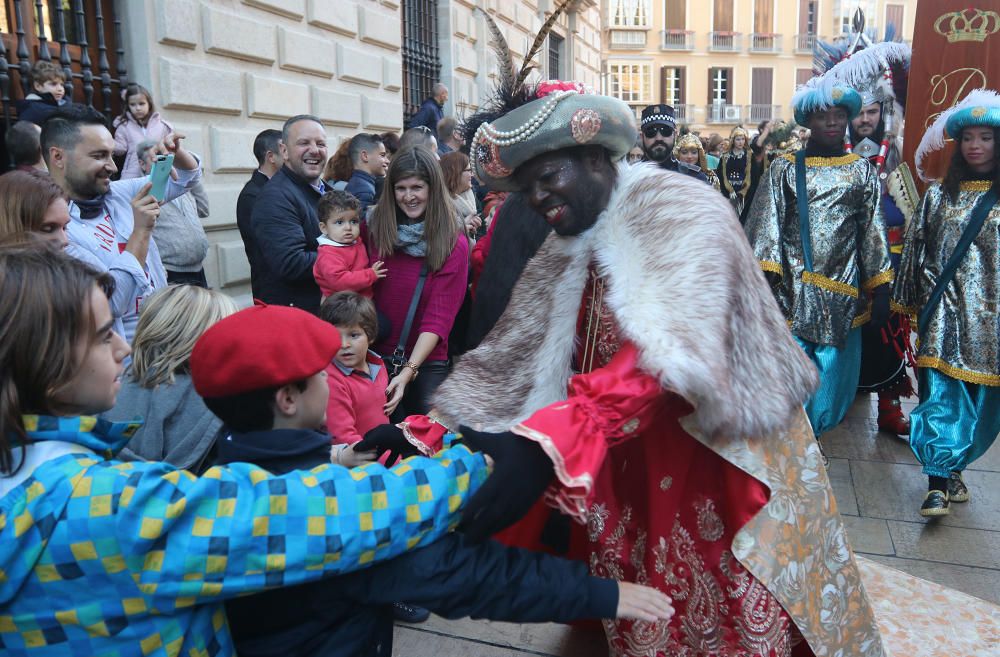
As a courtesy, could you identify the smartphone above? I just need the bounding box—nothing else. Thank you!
[149,153,174,201]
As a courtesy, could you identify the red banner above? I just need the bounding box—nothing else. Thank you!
[903,1,1000,185]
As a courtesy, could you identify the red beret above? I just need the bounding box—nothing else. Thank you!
[191,303,341,398]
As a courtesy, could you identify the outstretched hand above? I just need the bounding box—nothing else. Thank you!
[457,426,555,544]
[616,582,674,622]
[354,424,421,466]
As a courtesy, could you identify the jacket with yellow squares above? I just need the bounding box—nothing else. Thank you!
[0,415,488,656]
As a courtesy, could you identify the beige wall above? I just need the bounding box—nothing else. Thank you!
[441,0,603,117]
[121,0,404,301]
[120,0,602,301]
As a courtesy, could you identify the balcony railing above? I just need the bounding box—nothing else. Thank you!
[746,104,781,123]
[749,33,782,53]
[709,32,742,51]
[707,103,743,123]
[660,29,694,50]
[609,28,648,50]
[794,33,816,53]
[672,104,694,122]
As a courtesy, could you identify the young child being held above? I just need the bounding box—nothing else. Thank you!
[113,83,173,179]
[313,190,387,301]
[320,291,394,467]
[15,60,68,125]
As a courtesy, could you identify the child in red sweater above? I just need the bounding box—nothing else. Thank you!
[320,291,394,466]
[313,191,387,302]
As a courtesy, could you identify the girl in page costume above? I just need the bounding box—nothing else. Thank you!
[896,89,1000,517]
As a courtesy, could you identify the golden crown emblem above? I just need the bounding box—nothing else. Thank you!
[934,8,1000,43]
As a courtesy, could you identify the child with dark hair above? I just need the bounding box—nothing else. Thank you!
[113,83,173,178]
[319,292,390,467]
[15,60,68,125]
[313,189,387,302]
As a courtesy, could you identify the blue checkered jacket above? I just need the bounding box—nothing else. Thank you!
[0,416,488,656]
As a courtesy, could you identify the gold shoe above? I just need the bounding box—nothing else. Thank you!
[919,490,950,517]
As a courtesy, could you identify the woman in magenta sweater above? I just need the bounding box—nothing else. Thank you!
[367,146,469,418]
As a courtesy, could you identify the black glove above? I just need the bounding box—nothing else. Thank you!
[457,426,555,544]
[354,424,420,466]
[870,284,890,328]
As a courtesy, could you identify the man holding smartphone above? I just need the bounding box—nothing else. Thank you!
[41,105,203,343]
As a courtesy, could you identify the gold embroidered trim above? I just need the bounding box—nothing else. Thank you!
[397,422,436,457]
[759,260,783,276]
[801,271,859,298]
[511,423,595,522]
[890,245,903,254]
[862,269,894,291]
[779,153,860,167]
[916,357,1000,386]
[960,181,992,192]
[851,310,871,328]
[890,300,916,317]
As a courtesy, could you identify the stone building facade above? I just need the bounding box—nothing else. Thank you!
[114,0,602,299]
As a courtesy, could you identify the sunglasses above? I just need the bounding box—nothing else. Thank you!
[642,125,674,138]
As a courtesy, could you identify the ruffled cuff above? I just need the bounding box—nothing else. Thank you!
[398,415,447,456]
[513,342,664,523]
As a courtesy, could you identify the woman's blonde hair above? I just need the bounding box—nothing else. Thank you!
[129,286,239,388]
[367,145,457,272]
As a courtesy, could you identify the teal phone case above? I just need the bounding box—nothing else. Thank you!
[149,154,174,201]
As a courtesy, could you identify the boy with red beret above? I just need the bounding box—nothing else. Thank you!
[190,302,673,656]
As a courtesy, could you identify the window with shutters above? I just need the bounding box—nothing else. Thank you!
[750,68,775,122]
[885,4,904,35]
[708,67,732,105]
[796,68,813,88]
[661,66,685,105]
[664,0,686,30]
[608,62,653,104]
[796,0,817,51]
[611,0,651,28]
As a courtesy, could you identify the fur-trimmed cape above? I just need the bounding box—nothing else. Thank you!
[433,162,818,439]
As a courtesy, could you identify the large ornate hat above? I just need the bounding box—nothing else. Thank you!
[791,76,863,125]
[915,88,1000,181]
[464,0,637,191]
[471,85,638,191]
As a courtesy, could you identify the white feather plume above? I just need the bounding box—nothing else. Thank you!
[914,88,1000,181]
[824,41,910,93]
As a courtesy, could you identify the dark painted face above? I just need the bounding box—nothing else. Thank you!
[806,107,849,151]
[514,149,613,236]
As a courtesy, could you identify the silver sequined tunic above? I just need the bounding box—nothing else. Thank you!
[745,154,893,347]
[893,181,1000,386]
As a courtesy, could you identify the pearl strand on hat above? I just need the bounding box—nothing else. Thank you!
[476,90,577,148]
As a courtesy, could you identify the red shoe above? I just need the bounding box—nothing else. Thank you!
[877,395,910,436]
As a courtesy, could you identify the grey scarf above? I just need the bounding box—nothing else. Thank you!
[396,221,427,257]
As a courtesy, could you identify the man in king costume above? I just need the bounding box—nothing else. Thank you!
[367,8,888,651]
[817,23,918,437]
[744,76,894,444]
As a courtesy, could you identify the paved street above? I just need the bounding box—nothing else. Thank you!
[393,393,1000,656]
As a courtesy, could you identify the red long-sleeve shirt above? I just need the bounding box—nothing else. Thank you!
[313,239,378,299]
